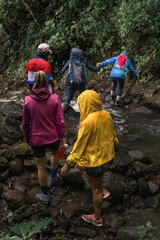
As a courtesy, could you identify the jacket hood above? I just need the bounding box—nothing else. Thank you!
[77,90,102,121]
[120,52,127,57]
[30,87,51,101]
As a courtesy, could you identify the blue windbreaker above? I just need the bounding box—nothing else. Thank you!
[100,52,138,80]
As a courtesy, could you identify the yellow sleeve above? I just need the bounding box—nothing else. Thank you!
[67,122,91,165]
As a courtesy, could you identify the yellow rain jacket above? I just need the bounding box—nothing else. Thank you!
[67,90,119,167]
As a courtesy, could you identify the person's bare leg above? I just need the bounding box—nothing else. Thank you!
[51,151,59,169]
[87,176,103,220]
[35,157,47,186]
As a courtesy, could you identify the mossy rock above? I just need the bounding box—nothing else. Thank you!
[12,142,32,157]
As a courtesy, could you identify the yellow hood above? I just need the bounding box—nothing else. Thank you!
[77,90,102,122]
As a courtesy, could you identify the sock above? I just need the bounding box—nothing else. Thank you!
[41,186,48,195]
[51,168,57,178]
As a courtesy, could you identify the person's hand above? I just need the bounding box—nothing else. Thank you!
[96,62,100,67]
[60,163,70,177]
[61,138,66,145]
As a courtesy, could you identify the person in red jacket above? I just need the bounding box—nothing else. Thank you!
[25,43,55,93]
[23,71,65,203]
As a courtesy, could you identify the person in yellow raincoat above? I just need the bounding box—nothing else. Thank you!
[60,89,119,227]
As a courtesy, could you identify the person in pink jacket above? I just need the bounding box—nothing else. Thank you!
[23,70,65,203]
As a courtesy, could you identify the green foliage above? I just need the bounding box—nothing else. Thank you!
[137,221,158,240]
[0,0,159,84]
[0,217,52,240]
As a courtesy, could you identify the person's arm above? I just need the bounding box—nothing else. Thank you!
[127,59,138,78]
[98,57,117,67]
[66,122,91,165]
[54,95,66,139]
[22,98,31,145]
[61,60,70,74]
[85,61,100,72]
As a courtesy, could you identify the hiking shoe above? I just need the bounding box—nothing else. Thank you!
[102,188,110,199]
[82,214,102,227]
[47,173,60,188]
[36,192,50,203]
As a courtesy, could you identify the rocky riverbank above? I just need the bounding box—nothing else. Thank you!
[0,93,160,239]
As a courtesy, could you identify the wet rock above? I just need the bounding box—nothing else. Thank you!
[62,168,84,187]
[138,178,150,198]
[2,189,26,210]
[58,215,71,231]
[24,159,37,171]
[0,169,9,181]
[0,157,8,172]
[11,205,35,223]
[49,237,68,240]
[134,196,144,209]
[132,161,148,177]
[49,186,70,197]
[144,194,160,211]
[49,196,61,207]
[116,208,160,240]
[0,147,16,160]
[103,211,125,230]
[128,150,151,164]
[73,206,93,217]
[145,163,160,175]
[12,142,32,158]
[148,180,159,195]
[103,170,125,204]
[8,158,24,176]
[109,152,134,172]
[126,168,139,180]
[1,101,22,119]
[123,193,135,209]
[125,180,138,194]
[36,202,51,217]
[69,226,94,238]
[130,106,152,114]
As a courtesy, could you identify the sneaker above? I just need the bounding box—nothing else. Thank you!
[102,188,110,199]
[82,214,102,227]
[36,192,50,203]
[47,173,60,188]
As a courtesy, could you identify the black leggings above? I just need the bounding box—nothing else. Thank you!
[111,77,124,96]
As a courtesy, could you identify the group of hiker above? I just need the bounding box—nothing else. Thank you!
[23,43,138,227]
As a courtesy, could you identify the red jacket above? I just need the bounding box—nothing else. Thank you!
[25,57,54,93]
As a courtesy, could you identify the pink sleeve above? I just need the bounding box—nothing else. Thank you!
[54,96,66,139]
[22,98,31,144]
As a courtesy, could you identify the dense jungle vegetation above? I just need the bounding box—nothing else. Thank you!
[0,0,160,86]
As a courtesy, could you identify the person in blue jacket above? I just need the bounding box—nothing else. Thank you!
[96,52,138,106]
[62,48,100,112]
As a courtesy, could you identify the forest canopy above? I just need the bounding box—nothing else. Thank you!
[0,0,159,84]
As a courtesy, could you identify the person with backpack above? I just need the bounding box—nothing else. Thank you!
[23,71,65,203]
[60,90,119,227]
[96,52,138,106]
[61,47,100,112]
[25,43,55,93]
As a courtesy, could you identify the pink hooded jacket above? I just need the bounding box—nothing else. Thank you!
[22,88,65,146]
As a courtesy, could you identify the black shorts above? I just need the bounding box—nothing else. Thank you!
[86,160,113,178]
[31,139,60,158]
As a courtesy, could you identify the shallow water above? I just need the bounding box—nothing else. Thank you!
[1,91,160,162]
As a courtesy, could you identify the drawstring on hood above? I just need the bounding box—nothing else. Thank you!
[30,87,51,101]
